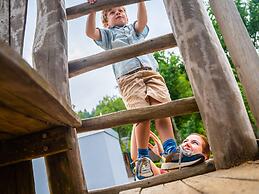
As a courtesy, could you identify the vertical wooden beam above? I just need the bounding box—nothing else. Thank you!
[163,0,258,169]
[0,0,27,53]
[209,0,259,128]
[0,0,10,44]
[0,1,35,194]
[10,0,28,54]
[32,0,70,102]
[32,0,86,193]
[0,161,35,194]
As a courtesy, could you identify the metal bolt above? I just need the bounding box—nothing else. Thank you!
[43,146,48,151]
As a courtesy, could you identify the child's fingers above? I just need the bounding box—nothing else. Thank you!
[148,143,154,149]
[87,0,96,4]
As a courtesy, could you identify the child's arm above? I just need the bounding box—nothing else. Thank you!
[85,0,101,40]
[134,2,148,34]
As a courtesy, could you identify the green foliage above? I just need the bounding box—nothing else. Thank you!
[154,51,205,142]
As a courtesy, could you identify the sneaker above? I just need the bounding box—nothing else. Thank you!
[135,157,154,180]
[161,146,205,170]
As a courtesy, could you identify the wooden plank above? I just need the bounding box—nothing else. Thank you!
[205,160,259,181]
[184,174,259,194]
[0,42,81,130]
[69,33,177,78]
[0,0,10,45]
[120,188,141,194]
[78,97,198,133]
[141,181,199,194]
[0,2,35,194]
[0,101,49,138]
[66,0,147,20]
[10,0,28,54]
[32,0,86,193]
[0,127,73,167]
[0,161,35,194]
[89,159,215,194]
[209,0,259,127]
[45,128,86,194]
[163,0,258,169]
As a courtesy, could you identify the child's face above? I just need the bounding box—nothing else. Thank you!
[106,7,128,28]
[181,134,204,156]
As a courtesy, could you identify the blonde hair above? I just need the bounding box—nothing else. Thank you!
[101,7,127,27]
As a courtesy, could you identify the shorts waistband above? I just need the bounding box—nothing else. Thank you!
[122,67,152,77]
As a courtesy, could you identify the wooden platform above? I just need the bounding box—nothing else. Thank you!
[0,42,81,140]
[121,160,259,194]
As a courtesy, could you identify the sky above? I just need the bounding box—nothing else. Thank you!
[23,0,174,112]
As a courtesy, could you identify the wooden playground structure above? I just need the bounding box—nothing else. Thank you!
[0,0,259,193]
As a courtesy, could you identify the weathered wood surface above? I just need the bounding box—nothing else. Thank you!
[45,128,87,194]
[90,159,215,194]
[125,160,259,194]
[69,33,177,78]
[33,0,70,103]
[33,1,87,193]
[0,0,10,45]
[78,97,198,133]
[210,0,259,127]
[10,0,28,54]
[0,42,81,140]
[0,2,35,194]
[0,0,28,54]
[0,127,73,167]
[0,161,35,194]
[67,0,147,20]
[163,0,258,169]
[140,181,200,194]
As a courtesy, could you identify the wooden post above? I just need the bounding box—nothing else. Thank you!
[163,0,258,169]
[209,0,259,128]
[32,0,86,193]
[0,1,35,194]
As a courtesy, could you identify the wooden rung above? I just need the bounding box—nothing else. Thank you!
[0,42,81,140]
[0,127,73,167]
[66,0,148,20]
[89,159,215,194]
[69,33,176,78]
[77,97,198,133]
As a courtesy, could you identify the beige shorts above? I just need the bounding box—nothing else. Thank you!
[117,70,171,109]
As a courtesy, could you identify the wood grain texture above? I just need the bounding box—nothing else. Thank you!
[0,161,35,194]
[0,127,73,167]
[90,159,215,194]
[69,33,177,78]
[0,42,81,136]
[78,97,198,133]
[10,0,28,54]
[66,0,147,20]
[141,181,199,194]
[32,1,87,193]
[0,0,10,45]
[33,0,70,103]
[210,0,259,127]
[163,0,258,169]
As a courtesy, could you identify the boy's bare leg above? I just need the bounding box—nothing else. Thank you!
[135,120,150,150]
[149,97,175,142]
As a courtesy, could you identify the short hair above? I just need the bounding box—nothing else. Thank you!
[191,133,210,159]
[101,7,127,27]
